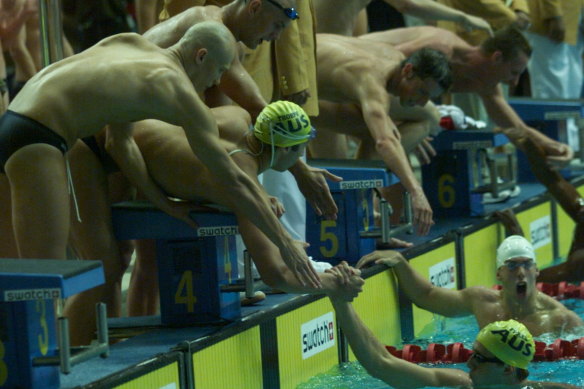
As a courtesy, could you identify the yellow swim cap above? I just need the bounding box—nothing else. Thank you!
[253,101,314,147]
[475,320,535,369]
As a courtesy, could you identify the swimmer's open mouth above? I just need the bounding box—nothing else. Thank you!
[516,282,527,296]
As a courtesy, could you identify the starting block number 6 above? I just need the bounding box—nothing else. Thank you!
[438,174,456,208]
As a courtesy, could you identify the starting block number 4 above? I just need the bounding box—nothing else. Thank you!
[175,270,197,313]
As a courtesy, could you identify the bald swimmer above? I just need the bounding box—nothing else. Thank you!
[0,21,320,289]
[311,34,453,236]
[143,0,298,119]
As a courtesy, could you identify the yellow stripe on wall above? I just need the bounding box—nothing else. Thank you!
[277,299,338,389]
[193,326,262,388]
[348,269,401,365]
[408,242,456,337]
[464,223,500,288]
[115,362,180,389]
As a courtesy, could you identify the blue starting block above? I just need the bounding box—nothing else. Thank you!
[421,130,511,217]
[305,160,403,265]
[509,98,584,181]
[111,201,240,325]
[0,259,106,389]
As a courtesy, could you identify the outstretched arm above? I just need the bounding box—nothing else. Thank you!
[288,159,341,220]
[359,93,433,235]
[329,294,471,388]
[481,88,573,169]
[174,87,321,289]
[384,0,492,35]
[238,217,363,301]
[356,250,476,317]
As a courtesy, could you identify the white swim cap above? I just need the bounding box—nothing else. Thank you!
[496,235,535,269]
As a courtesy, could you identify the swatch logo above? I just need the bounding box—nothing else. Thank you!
[429,257,456,289]
[301,312,335,359]
[530,216,551,250]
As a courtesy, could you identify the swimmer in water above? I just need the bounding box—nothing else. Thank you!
[356,235,583,337]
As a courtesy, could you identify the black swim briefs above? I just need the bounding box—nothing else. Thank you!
[0,110,68,173]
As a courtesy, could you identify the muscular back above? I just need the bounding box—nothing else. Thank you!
[144,5,222,48]
[316,33,403,104]
[9,33,196,145]
[362,26,461,59]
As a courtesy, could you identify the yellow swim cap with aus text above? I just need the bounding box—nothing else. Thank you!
[253,101,314,147]
[476,320,535,369]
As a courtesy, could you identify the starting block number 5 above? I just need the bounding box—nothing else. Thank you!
[320,220,339,258]
[438,174,456,208]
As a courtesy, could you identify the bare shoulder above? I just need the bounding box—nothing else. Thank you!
[463,285,499,302]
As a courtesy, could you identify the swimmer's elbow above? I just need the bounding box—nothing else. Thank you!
[374,136,400,154]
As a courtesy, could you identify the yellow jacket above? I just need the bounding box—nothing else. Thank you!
[527,0,584,45]
[437,0,530,45]
[273,0,319,116]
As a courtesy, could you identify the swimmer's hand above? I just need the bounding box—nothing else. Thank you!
[461,14,493,36]
[268,196,286,218]
[325,261,364,302]
[356,250,406,269]
[413,136,436,165]
[411,189,434,236]
[281,240,322,289]
[290,162,341,220]
[166,200,217,229]
[543,141,573,170]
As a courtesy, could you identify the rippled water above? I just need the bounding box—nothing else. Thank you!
[297,299,584,388]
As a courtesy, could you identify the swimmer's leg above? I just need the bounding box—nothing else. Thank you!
[65,141,126,345]
[6,144,70,259]
[127,239,160,316]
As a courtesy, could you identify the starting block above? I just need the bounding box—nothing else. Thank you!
[421,130,511,217]
[0,259,107,389]
[305,160,406,265]
[509,98,584,180]
[111,201,240,325]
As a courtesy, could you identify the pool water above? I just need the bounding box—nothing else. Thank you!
[297,299,584,388]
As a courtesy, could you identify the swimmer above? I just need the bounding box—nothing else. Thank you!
[357,235,583,336]
[0,20,318,286]
[495,134,584,284]
[67,102,357,330]
[360,25,574,168]
[326,277,580,389]
[311,34,453,236]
